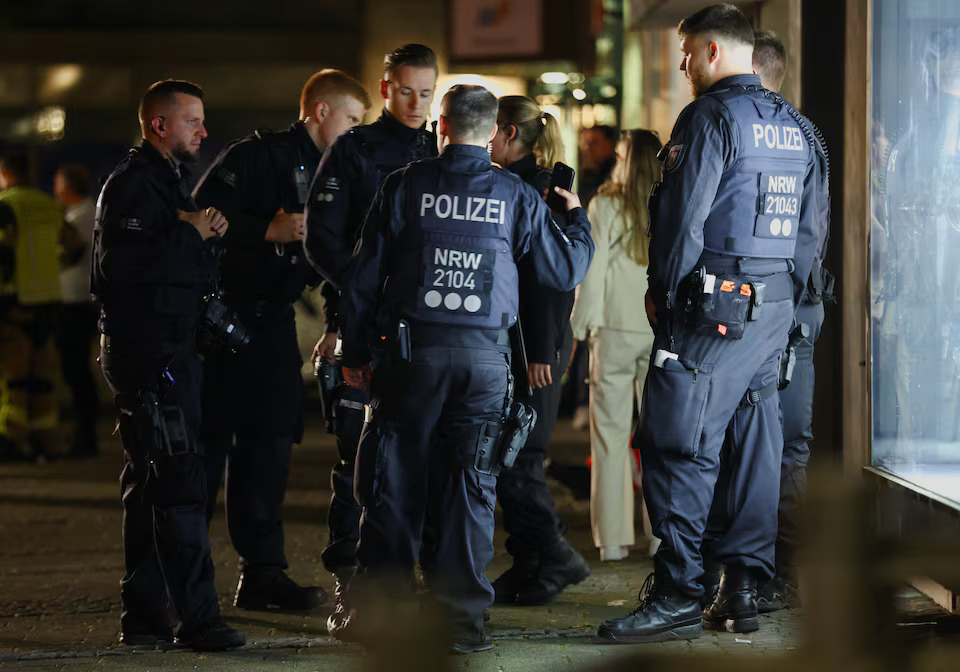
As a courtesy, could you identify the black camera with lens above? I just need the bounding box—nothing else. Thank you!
[197,292,251,353]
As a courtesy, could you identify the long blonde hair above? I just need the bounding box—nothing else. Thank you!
[496,95,565,168]
[598,129,662,266]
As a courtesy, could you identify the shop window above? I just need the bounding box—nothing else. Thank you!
[871,1,960,502]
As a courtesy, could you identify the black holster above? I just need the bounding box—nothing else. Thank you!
[314,356,343,434]
[778,323,810,390]
[473,400,538,476]
[119,388,196,460]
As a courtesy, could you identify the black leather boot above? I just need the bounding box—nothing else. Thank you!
[598,573,703,644]
[513,541,591,606]
[174,621,245,651]
[491,551,539,604]
[234,568,327,611]
[326,568,357,636]
[703,564,759,633]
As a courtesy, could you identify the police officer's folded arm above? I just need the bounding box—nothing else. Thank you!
[517,187,594,292]
[339,170,402,369]
[98,173,204,285]
[193,141,273,247]
[648,101,730,307]
[304,137,357,286]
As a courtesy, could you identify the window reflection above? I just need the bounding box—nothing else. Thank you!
[872,6,960,502]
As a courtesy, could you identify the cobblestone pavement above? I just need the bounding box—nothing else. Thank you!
[0,411,954,671]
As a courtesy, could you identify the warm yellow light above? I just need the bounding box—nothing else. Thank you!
[430,74,526,125]
[540,72,569,85]
[44,65,83,96]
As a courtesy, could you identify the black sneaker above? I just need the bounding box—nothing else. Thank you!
[234,568,327,611]
[513,545,591,606]
[598,573,703,644]
[174,622,245,651]
[450,634,493,654]
[757,576,801,613]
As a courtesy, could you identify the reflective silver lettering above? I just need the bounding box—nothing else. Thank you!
[452,196,465,220]
[435,194,452,218]
[485,198,499,223]
[420,193,435,216]
[471,197,485,221]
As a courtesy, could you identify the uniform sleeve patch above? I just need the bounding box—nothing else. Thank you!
[664,144,686,172]
[216,168,237,188]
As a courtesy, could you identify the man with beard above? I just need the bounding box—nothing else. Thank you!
[91,79,244,651]
[598,4,818,643]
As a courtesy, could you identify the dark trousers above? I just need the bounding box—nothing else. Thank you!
[354,347,509,640]
[56,302,100,452]
[776,300,824,580]
[638,286,793,598]
[101,348,221,638]
[201,323,303,572]
[321,383,367,573]
[496,324,572,558]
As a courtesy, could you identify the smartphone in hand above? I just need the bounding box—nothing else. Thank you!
[545,162,575,212]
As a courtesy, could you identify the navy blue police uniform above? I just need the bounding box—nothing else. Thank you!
[493,153,591,605]
[768,118,830,601]
[303,109,437,581]
[192,121,328,609]
[92,142,226,644]
[599,74,819,643]
[338,144,594,646]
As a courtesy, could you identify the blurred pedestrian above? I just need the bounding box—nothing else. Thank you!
[54,163,100,458]
[0,154,64,462]
[570,130,661,562]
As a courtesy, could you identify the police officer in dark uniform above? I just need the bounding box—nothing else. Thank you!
[335,84,594,653]
[192,70,371,611]
[302,44,439,630]
[92,79,244,651]
[748,31,832,612]
[487,96,591,605]
[598,5,819,643]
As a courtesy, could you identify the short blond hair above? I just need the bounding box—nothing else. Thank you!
[299,69,371,118]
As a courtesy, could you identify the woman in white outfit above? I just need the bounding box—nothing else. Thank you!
[569,130,661,562]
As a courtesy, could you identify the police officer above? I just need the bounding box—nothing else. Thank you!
[748,30,831,612]
[192,69,370,612]
[92,79,244,650]
[487,95,591,605]
[302,44,439,630]
[335,84,594,653]
[598,5,819,643]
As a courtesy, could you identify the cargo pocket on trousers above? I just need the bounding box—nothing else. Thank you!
[637,358,711,458]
